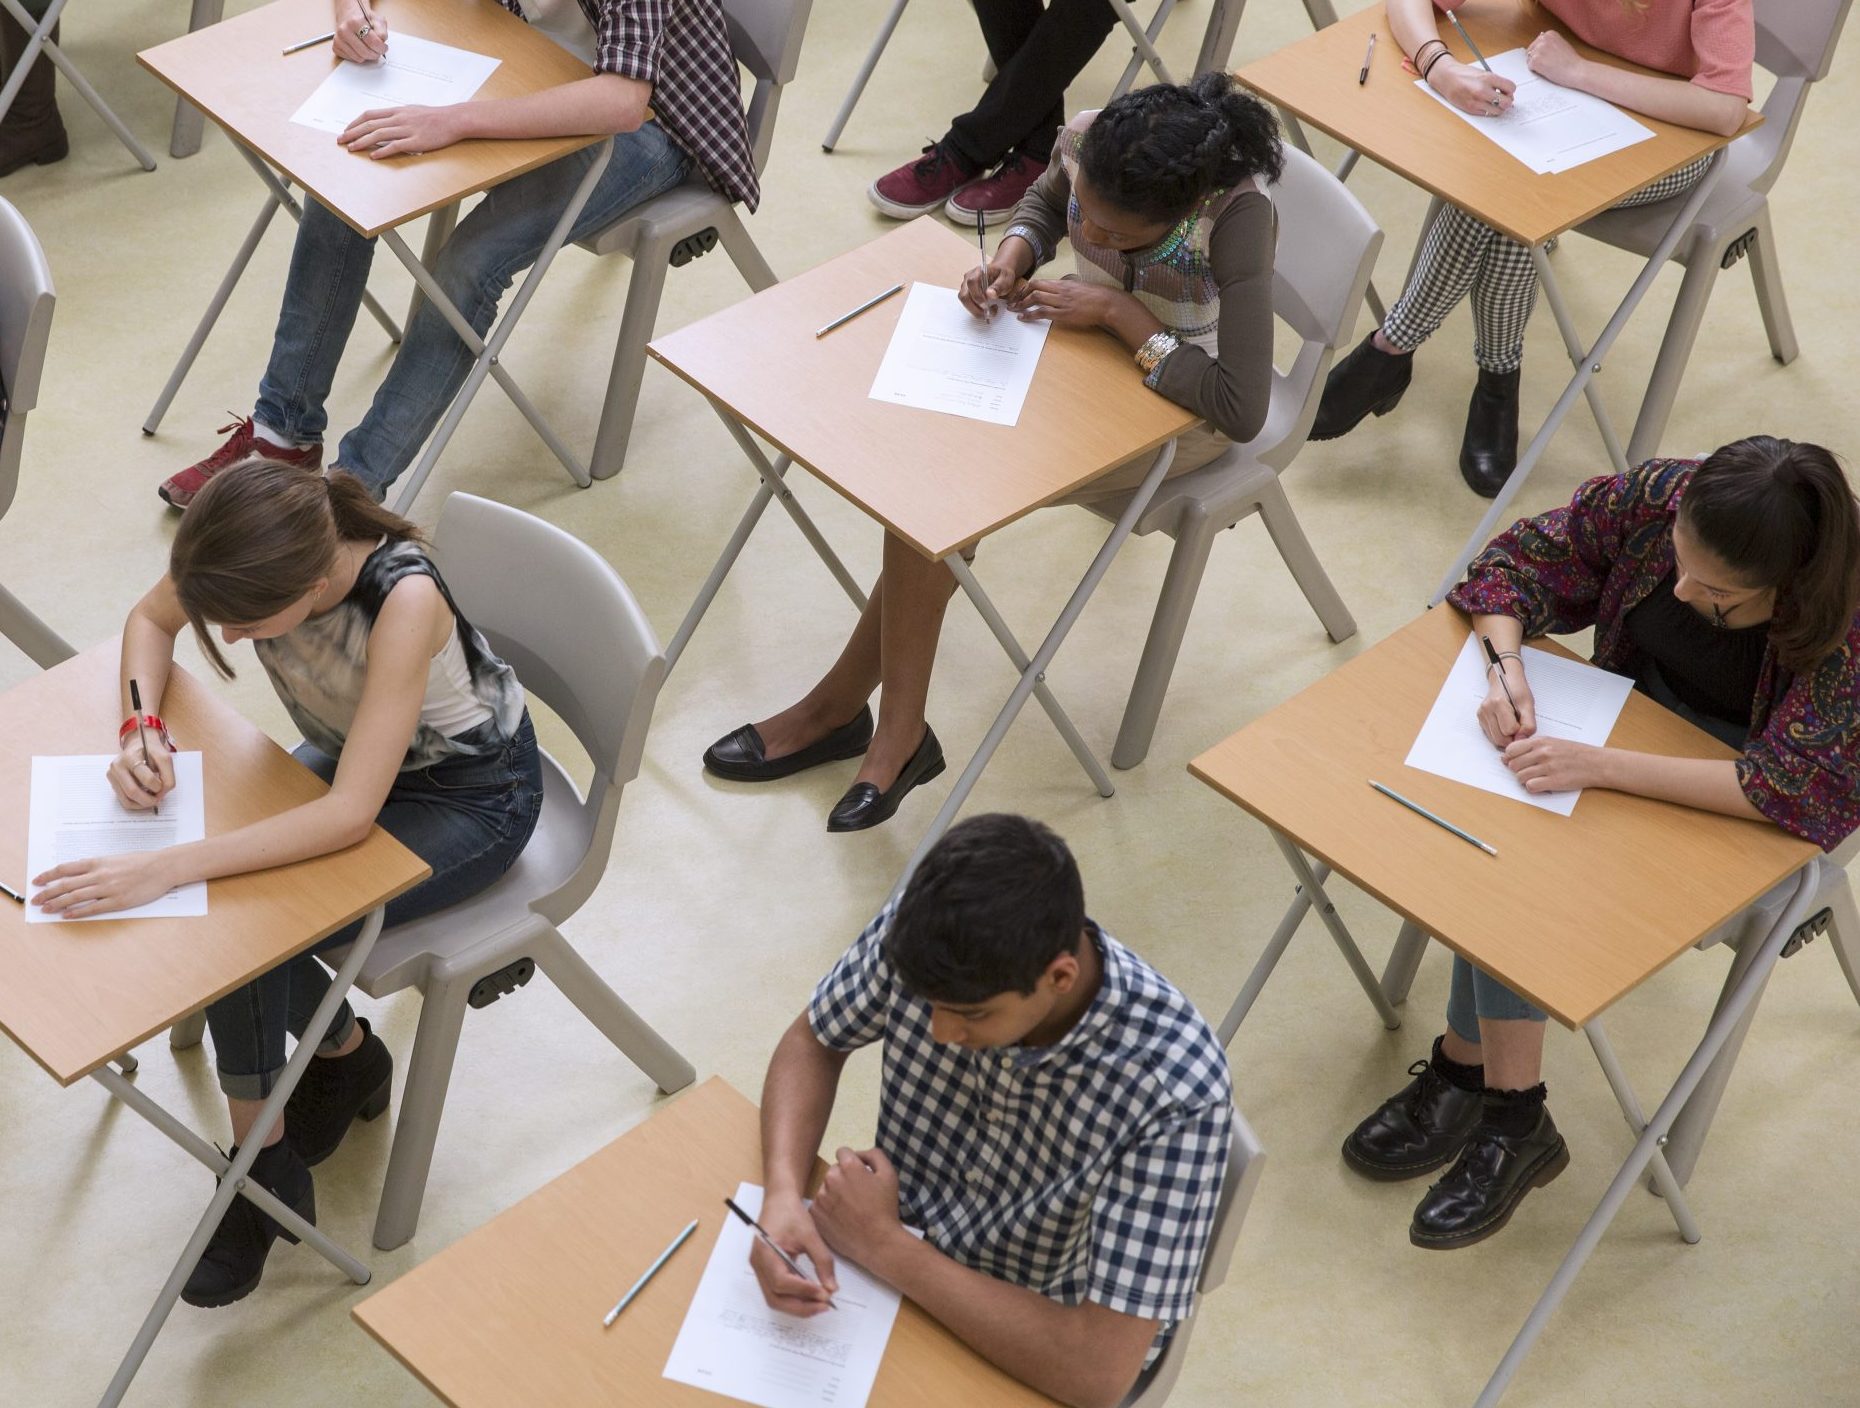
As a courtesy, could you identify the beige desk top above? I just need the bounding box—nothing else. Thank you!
[137,0,601,238]
[353,1077,1061,1408]
[1234,0,1759,247]
[646,217,1201,560]
[0,645,429,1086]
[1189,608,1816,1028]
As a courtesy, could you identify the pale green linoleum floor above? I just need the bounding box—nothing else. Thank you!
[2,1,1858,1404]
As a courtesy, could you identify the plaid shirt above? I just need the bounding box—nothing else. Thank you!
[809,908,1233,1365]
[497,0,759,209]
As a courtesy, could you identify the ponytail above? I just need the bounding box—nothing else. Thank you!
[170,462,422,678]
[1078,72,1284,225]
[1680,436,1860,673]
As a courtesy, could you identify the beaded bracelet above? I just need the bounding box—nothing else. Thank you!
[1135,330,1180,375]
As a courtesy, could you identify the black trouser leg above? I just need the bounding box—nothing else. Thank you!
[945,0,1118,170]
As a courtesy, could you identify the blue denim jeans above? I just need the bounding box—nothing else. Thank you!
[205,715,545,1099]
[1445,954,1547,1043]
[253,123,691,498]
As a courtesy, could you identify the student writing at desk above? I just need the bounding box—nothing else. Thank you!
[705,75,1281,830]
[1312,0,1754,496]
[751,815,1232,1408]
[1342,437,1860,1248]
[31,463,544,1307]
[155,0,756,508]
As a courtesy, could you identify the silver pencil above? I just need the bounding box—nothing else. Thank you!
[602,1219,700,1328]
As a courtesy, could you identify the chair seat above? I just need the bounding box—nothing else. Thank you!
[1577,139,1774,261]
[1695,844,1854,954]
[354,750,595,998]
[576,181,734,258]
[1083,443,1279,537]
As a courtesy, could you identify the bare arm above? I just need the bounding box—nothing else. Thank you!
[1384,0,1518,116]
[1595,751,1766,821]
[748,1014,852,1313]
[1523,30,1746,136]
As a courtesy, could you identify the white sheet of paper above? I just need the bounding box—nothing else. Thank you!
[1404,634,1634,816]
[662,1183,913,1408]
[26,754,208,921]
[289,34,501,135]
[867,281,1051,426]
[1416,48,1654,175]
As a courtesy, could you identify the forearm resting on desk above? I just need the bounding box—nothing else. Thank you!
[1599,750,1766,823]
[861,1233,1158,1408]
[1561,59,1747,137]
[455,73,654,141]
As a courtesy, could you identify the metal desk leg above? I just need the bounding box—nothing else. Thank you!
[1193,0,1248,78]
[820,0,910,152]
[1471,864,1817,1408]
[1584,1018,1700,1243]
[86,907,386,1408]
[1270,831,1403,1030]
[898,439,1179,882]
[1430,150,1729,605]
[168,0,224,158]
[406,202,460,334]
[387,138,614,512]
[1219,855,1325,1044]
[1109,0,1178,98]
[1380,919,1429,1007]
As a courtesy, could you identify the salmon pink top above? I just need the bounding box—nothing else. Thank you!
[1541,0,1754,100]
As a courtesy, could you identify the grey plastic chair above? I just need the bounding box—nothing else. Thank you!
[575,0,812,481]
[175,493,697,1250]
[0,195,73,669]
[1083,144,1379,770]
[1119,1103,1265,1408]
[1575,0,1854,465]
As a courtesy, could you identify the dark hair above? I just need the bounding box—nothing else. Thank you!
[1078,71,1284,225]
[1679,436,1860,673]
[885,814,1087,1004]
[171,462,422,678]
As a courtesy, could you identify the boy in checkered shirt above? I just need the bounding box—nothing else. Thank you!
[752,814,1233,1408]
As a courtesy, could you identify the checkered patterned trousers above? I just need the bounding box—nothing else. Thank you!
[1382,156,1713,372]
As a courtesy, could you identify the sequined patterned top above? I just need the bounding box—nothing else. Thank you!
[1447,460,1860,852]
[1004,111,1275,446]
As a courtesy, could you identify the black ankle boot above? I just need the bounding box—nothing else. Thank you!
[1342,1036,1484,1181]
[1311,333,1413,441]
[1409,1086,1568,1249]
[182,1140,316,1308]
[0,15,69,178]
[1458,367,1521,498]
[284,1016,393,1167]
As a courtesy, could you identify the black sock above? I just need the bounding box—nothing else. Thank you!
[1481,1083,1548,1137]
[1430,1035,1484,1093]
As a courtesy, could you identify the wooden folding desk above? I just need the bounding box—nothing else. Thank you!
[648,217,1199,876]
[1189,606,1820,1406]
[0,645,428,1407]
[354,1076,1059,1407]
[1236,0,1760,603]
[138,0,608,511]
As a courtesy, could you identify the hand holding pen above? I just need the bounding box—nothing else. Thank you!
[736,1194,840,1317]
[1476,637,1537,746]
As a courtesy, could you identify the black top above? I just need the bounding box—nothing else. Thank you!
[1624,570,1768,733]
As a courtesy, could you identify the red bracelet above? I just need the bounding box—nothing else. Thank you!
[119,715,177,751]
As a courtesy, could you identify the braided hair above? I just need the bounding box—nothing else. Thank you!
[1077,72,1283,226]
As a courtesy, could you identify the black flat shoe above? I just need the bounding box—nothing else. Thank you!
[826,728,945,832]
[703,706,874,782]
[1310,332,1413,441]
[1342,1042,1483,1182]
[285,1016,393,1167]
[1459,366,1521,498]
[182,1140,316,1308]
[1410,1105,1568,1250]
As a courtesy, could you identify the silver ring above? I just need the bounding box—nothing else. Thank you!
[358,22,372,37]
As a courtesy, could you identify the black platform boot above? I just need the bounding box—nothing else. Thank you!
[1458,367,1521,498]
[284,1016,393,1166]
[1311,332,1414,441]
[181,1139,316,1307]
[1410,1085,1568,1249]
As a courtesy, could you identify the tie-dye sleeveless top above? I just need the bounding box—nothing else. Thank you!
[1058,110,1257,355]
[254,539,525,772]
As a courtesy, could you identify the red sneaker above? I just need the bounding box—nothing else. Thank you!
[868,142,980,221]
[946,154,1049,227]
[158,417,322,509]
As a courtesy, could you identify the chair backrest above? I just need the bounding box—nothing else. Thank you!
[1119,1103,1266,1408]
[430,494,667,911]
[723,0,814,174]
[1252,145,1382,466]
[0,195,55,524]
[1757,0,1853,81]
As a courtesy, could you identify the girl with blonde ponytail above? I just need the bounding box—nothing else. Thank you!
[32,460,543,1308]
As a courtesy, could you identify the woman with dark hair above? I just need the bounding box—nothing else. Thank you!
[1310,0,1754,496]
[1342,437,1860,1249]
[31,460,543,1306]
[704,74,1283,831]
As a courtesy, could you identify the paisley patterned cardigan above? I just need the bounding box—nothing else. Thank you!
[1446,459,1860,852]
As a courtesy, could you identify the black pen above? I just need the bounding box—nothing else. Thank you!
[1481,635,1522,728]
[724,1197,838,1309]
[0,880,24,904]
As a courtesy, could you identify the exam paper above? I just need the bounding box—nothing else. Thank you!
[26,754,208,921]
[868,281,1051,426]
[1417,48,1653,175]
[1404,634,1634,816]
[663,1183,911,1408]
[290,34,501,135]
